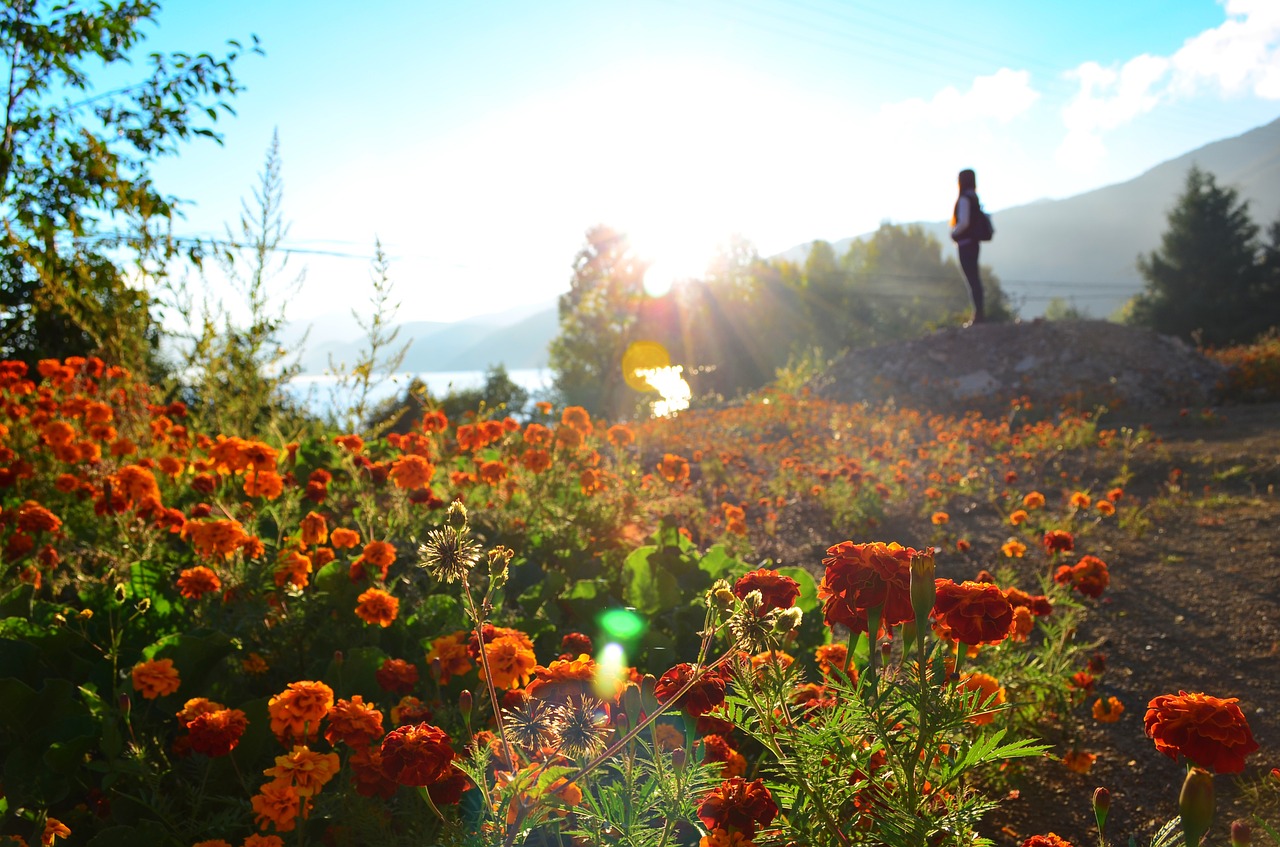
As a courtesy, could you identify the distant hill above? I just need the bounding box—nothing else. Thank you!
[782,115,1280,318]
[290,299,557,374]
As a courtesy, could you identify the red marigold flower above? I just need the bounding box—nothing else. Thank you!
[933,580,1014,646]
[818,541,916,634]
[654,663,726,718]
[176,565,222,600]
[1004,586,1053,617]
[1144,691,1259,773]
[697,777,779,838]
[132,658,180,699]
[16,500,62,534]
[1042,529,1074,553]
[188,708,248,757]
[1023,834,1076,847]
[1068,671,1096,693]
[379,722,457,786]
[376,658,420,695]
[560,631,593,658]
[733,568,800,612]
[1055,555,1110,598]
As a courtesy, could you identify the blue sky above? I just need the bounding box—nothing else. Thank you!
[141,0,1280,327]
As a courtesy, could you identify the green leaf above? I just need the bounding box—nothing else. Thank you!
[622,546,680,616]
[697,545,743,582]
[775,565,819,614]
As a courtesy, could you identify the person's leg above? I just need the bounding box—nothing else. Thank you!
[958,243,984,324]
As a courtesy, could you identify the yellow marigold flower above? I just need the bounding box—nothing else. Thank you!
[132,658,180,699]
[1092,695,1124,723]
[355,588,399,627]
[263,745,341,798]
[1002,539,1027,558]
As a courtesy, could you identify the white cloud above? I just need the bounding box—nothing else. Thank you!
[1057,0,1280,171]
[878,68,1040,127]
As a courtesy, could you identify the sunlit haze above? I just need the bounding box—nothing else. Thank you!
[145,0,1280,327]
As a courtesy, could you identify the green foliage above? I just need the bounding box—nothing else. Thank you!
[1128,166,1280,346]
[0,0,257,372]
[549,225,650,418]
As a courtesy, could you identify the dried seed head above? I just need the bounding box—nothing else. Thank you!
[418,527,482,584]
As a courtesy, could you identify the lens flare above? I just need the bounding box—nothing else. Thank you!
[594,642,628,700]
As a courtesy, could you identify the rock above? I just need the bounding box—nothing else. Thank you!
[808,319,1227,416]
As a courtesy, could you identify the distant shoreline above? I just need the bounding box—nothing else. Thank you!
[286,368,553,414]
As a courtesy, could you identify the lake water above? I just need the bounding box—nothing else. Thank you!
[288,368,554,416]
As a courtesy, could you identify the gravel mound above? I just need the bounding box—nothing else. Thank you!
[808,319,1227,416]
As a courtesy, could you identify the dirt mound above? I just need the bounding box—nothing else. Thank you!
[809,319,1227,416]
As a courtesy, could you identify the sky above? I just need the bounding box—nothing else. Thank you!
[138,0,1280,329]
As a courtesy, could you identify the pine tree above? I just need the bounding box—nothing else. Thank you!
[1129,166,1277,346]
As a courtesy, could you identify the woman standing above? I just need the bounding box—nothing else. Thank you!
[951,168,985,325]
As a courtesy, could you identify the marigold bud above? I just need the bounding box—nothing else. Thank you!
[1179,767,1214,847]
[773,607,803,634]
[1092,786,1111,831]
[622,682,643,727]
[445,501,469,530]
[459,689,473,715]
[1231,820,1250,847]
[118,693,132,715]
[910,551,937,633]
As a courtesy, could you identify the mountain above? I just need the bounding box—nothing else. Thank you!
[291,299,558,374]
[783,115,1280,318]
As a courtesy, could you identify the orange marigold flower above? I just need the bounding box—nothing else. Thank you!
[699,830,755,847]
[389,454,435,490]
[1009,606,1035,642]
[263,745,341,798]
[132,658,180,699]
[329,527,360,549]
[702,734,748,779]
[333,434,363,454]
[527,653,620,703]
[1009,509,1028,525]
[1093,696,1124,723]
[391,695,433,726]
[273,549,313,590]
[657,453,690,483]
[41,818,70,846]
[16,501,61,534]
[115,464,162,508]
[933,580,1015,646]
[554,423,583,450]
[815,643,850,678]
[477,459,507,486]
[579,467,603,495]
[421,409,449,432]
[251,779,304,832]
[606,424,635,448]
[818,540,917,635]
[483,631,538,690]
[1022,834,1075,847]
[1106,487,1123,502]
[268,681,334,744]
[379,722,457,786]
[1061,751,1096,775]
[1002,538,1027,558]
[1053,555,1110,598]
[355,588,400,627]
[697,777,779,839]
[176,697,224,727]
[931,511,949,525]
[425,632,473,685]
[176,566,221,600]
[182,518,250,559]
[188,708,249,757]
[561,405,593,435]
[522,422,551,446]
[352,540,396,581]
[243,836,285,847]
[958,672,1006,725]
[298,511,328,547]
[1069,491,1092,509]
[243,469,284,500]
[1022,491,1046,509]
[326,696,384,748]
[192,841,231,847]
[1096,499,1116,516]
[520,447,552,474]
[1144,691,1259,773]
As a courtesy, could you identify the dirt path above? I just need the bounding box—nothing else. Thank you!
[988,403,1280,845]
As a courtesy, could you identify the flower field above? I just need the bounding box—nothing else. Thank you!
[0,356,1275,847]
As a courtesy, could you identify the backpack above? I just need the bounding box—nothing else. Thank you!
[967,192,994,241]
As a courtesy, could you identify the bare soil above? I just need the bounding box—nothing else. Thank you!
[984,402,1280,846]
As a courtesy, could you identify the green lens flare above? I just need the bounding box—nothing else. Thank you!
[598,608,646,642]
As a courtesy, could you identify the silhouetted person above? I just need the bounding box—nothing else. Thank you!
[950,168,985,325]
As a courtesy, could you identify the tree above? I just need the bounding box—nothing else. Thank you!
[0,1,256,370]
[1129,166,1278,346]
[548,225,649,418]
